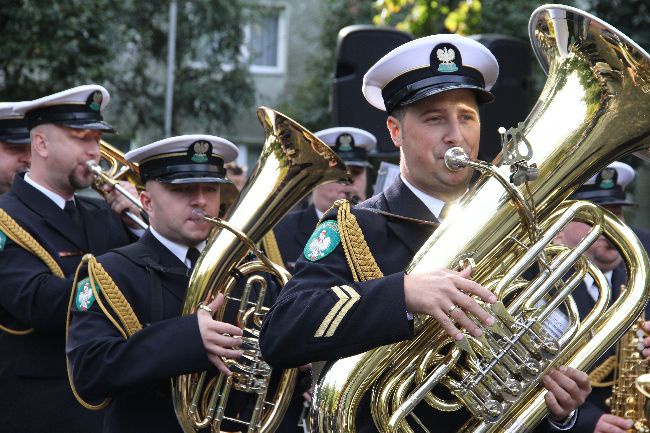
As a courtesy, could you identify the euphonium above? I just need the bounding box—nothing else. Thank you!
[312,5,650,432]
[172,107,351,433]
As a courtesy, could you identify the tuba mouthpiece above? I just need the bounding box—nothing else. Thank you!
[444,147,470,171]
[191,208,208,221]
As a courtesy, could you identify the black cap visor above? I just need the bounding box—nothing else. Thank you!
[0,136,31,145]
[570,189,636,207]
[399,83,494,109]
[344,159,371,168]
[157,174,232,185]
[0,119,31,144]
[60,120,115,133]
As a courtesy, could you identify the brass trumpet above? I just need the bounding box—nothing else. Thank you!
[91,140,148,230]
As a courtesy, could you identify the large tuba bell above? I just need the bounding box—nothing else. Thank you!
[311,5,650,432]
[172,107,351,433]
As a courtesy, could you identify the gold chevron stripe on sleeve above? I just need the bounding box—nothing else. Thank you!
[314,284,360,338]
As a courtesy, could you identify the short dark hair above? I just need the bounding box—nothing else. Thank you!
[389,106,407,123]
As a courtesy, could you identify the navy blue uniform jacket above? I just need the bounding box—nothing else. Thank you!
[0,174,132,433]
[261,178,566,433]
[271,203,321,433]
[66,230,212,433]
[273,203,319,273]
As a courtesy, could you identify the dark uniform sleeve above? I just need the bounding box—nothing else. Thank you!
[66,262,212,401]
[0,237,74,332]
[260,213,413,369]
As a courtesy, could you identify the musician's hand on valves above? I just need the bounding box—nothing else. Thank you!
[102,181,142,228]
[403,266,496,341]
[197,293,244,376]
[542,366,591,422]
[593,414,634,433]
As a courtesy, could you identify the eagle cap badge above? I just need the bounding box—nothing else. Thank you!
[336,133,355,152]
[432,43,460,73]
[86,90,103,112]
[597,167,617,189]
[189,140,211,163]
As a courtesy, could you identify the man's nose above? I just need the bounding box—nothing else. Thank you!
[192,188,208,206]
[444,119,463,144]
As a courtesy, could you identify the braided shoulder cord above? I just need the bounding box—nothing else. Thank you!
[0,209,64,335]
[86,255,142,337]
[336,200,383,282]
[65,255,143,410]
[588,355,616,387]
[261,231,284,268]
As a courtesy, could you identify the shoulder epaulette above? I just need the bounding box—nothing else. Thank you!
[0,209,64,335]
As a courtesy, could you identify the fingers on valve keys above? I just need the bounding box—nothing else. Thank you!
[407,266,496,342]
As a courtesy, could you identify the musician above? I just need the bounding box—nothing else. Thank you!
[66,135,246,433]
[0,103,31,194]
[267,127,375,432]
[272,126,376,273]
[555,161,650,433]
[0,85,138,432]
[260,34,591,432]
[225,161,248,191]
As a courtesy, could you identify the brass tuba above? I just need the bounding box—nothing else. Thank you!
[311,5,650,432]
[172,107,351,433]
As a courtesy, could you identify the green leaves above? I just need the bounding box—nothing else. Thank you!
[0,0,254,141]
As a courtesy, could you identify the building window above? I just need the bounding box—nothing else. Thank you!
[244,5,287,74]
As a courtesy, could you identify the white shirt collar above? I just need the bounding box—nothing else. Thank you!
[400,174,446,220]
[314,206,324,219]
[584,270,613,302]
[24,173,70,210]
[149,226,207,268]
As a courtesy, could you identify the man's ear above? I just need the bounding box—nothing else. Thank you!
[140,190,153,214]
[387,116,402,150]
[30,128,49,158]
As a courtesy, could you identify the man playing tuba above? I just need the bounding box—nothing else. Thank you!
[66,135,246,433]
[260,34,591,432]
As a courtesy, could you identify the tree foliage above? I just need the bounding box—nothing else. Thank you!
[0,0,254,142]
[278,0,374,132]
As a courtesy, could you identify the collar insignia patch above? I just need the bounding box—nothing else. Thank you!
[0,231,6,252]
[304,220,340,261]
